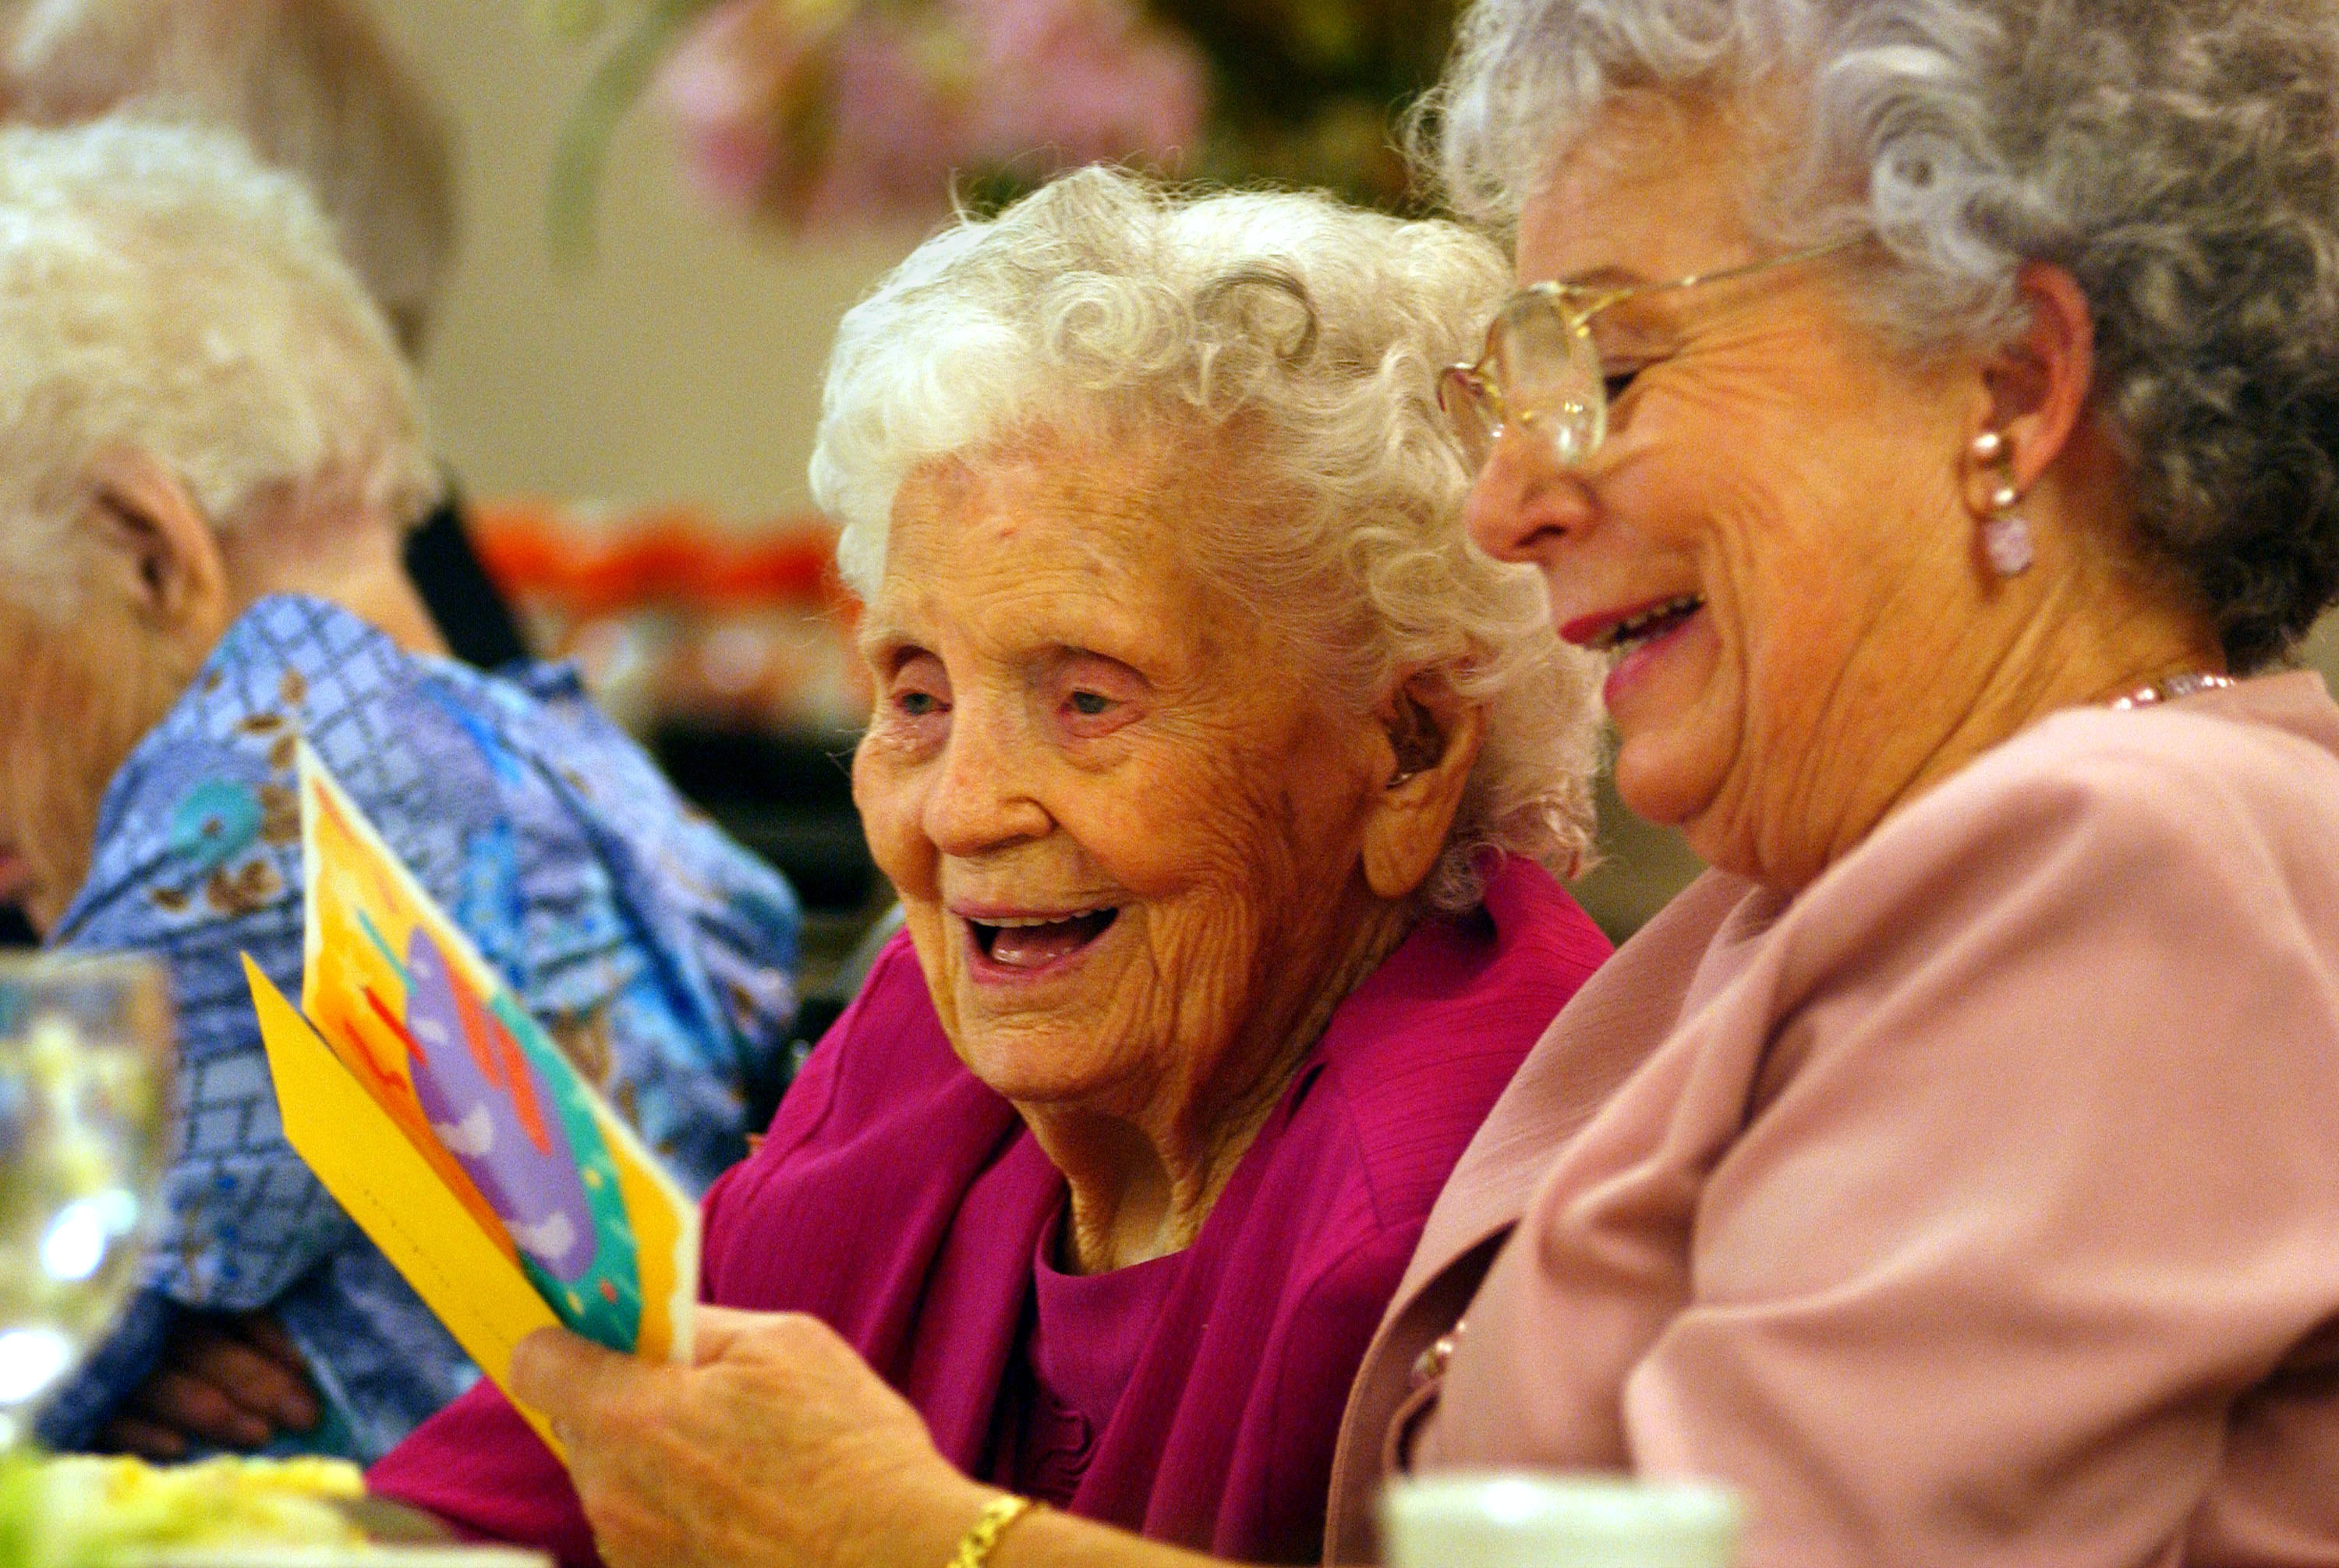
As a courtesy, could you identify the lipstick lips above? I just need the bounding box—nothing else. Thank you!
[1559,593,1710,713]
[1559,593,1706,652]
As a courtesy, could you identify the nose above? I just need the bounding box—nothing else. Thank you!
[1464,427,1594,567]
[922,696,1051,857]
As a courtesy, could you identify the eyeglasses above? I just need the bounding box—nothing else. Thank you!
[1439,237,1862,472]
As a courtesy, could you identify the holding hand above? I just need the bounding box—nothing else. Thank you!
[509,1307,998,1568]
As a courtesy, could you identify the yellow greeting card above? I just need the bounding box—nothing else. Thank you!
[246,742,696,1441]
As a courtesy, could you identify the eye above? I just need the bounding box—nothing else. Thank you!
[883,652,950,723]
[1049,653,1145,738]
[1598,350,1664,402]
[1587,312,1671,405]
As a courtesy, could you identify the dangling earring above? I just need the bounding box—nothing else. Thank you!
[1970,430,2033,577]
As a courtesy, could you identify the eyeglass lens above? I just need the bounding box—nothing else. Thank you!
[1449,296,1612,470]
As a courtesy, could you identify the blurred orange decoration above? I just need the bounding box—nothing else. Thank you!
[469,500,872,739]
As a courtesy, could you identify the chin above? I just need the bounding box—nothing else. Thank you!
[1610,738,1710,832]
[950,1009,1092,1082]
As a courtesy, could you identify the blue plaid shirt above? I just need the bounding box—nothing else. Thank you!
[36,596,800,1461]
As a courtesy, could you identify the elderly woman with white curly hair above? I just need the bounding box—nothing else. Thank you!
[0,119,803,1465]
[370,168,1612,1563]
[409,2,2339,1566]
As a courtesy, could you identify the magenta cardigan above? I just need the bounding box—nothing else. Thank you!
[368,857,1609,1565]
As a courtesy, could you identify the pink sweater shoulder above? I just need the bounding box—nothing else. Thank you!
[1423,672,2339,1566]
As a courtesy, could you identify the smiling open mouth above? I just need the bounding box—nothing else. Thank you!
[969,908,1121,970]
[1592,595,1704,653]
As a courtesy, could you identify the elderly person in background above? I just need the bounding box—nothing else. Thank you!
[3,0,544,1457]
[0,120,801,1465]
[454,2,2339,1566]
[368,166,1612,1565]
[3,0,527,670]
[0,0,521,961]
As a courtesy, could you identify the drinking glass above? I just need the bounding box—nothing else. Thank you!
[1382,1471,1742,1568]
[0,952,173,1448]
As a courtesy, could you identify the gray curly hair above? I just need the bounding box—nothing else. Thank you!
[811,167,1601,908]
[1417,0,2339,671]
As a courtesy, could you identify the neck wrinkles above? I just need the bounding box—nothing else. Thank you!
[1031,889,1417,1276]
[1751,585,2225,895]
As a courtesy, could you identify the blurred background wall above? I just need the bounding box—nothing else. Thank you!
[368,0,916,519]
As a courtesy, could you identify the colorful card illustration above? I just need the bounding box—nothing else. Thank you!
[244,742,696,1442]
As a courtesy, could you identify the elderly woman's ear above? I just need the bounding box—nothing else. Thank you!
[1361,675,1487,901]
[1964,262,2100,523]
[81,449,233,649]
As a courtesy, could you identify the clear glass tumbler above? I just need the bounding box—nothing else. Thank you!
[0,952,173,1447]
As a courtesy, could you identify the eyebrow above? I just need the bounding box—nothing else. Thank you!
[1042,644,1157,689]
[855,614,918,657]
[1555,264,1652,291]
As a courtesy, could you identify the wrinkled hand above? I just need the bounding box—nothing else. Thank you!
[510,1307,994,1568]
[101,1311,321,1459]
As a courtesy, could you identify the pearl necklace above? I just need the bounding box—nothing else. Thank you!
[2105,671,2236,710]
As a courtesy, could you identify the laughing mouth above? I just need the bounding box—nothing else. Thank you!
[1591,595,1704,653]
[966,907,1121,970]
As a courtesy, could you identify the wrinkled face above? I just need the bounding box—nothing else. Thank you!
[1464,98,1982,887]
[851,430,1389,1133]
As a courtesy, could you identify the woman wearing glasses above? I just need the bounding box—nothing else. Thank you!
[395,2,2339,1564]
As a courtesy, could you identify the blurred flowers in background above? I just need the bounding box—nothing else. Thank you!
[655,0,1207,228]
[543,0,1458,246]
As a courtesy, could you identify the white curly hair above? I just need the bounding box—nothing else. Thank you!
[811,167,1601,908]
[0,117,438,621]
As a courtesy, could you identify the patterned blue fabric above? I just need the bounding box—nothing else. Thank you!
[34,595,801,1461]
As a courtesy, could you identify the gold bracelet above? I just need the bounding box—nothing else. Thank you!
[949,1494,1042,1568]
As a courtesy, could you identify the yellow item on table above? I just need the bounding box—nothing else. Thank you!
[0,1453,552,1566]
[0,1453,364,1563]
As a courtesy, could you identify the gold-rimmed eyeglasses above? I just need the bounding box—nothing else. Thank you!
[1438,236,1863,472]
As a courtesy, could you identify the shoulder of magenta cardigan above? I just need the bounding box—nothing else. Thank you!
[713,877,1556,1289]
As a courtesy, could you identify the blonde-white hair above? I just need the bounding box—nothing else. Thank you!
[812,168,1601,907]
[6,0,459,356]
[0,117,438,619]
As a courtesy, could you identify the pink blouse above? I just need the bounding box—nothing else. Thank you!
[1339,673,2339,1566]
